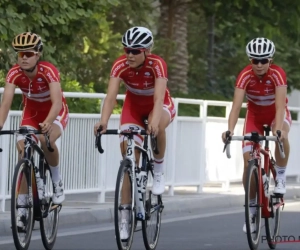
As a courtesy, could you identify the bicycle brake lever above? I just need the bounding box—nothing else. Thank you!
[45,134,54,152]
[151,135,159,155]
[223,131,231,153]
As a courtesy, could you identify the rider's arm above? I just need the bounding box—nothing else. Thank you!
[228,88,245,132]
[0,83,15,126]
[273,86,287,131]
[100,77,121,123]
[43,82,62,124]
[151,78,167,126]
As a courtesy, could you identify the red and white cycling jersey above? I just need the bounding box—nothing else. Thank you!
[5,61,67,111]
[236,64,291,150]
[110,54,172,105]
[235,64,288,114]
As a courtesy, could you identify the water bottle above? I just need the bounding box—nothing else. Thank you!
[261,169,269,197]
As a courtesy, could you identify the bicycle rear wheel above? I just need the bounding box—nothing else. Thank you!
[40,166,59,250]
[142,170,163,250]
[11,159,34,250]
[245,160,262,250]
[114,160,136,250]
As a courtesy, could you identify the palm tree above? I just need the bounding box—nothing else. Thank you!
[157,0,189,95]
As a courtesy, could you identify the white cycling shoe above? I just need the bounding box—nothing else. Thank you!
[152,172,165,195]
[274,179,286,194]
[243,215,256,234]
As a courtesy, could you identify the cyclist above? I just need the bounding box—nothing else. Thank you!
[221,37,291,233]
[94,26,176,239]
[0,32,69,227]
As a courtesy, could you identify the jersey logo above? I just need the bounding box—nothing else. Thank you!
[266,80,271,85]
[264,87,274,94]
[143,81,151,87]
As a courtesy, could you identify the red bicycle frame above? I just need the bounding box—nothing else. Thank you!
[251,141,284,218]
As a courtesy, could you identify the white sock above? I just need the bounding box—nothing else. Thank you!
[49,165,61,182]
[121,204,130,221]
[275,165,286,181]
[17,194,28,216]
[154,157,164,173]
[249,198,256,216]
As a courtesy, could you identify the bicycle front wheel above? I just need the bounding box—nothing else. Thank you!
[142,170,163,250]
[11,159,34,250]
[114,160,135,250]
[245,160,262,250]
[40,166,59,250]
[265,196,281,249]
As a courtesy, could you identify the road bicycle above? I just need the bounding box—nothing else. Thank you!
[95,119,164,250]
[0,127,61,250]
[223,125,285,250]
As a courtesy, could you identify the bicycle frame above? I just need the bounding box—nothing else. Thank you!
[125,132,150,220]
[96,127,157,221]
[224,129,285,218]
[250,140,282,218]
[0,128,55,218]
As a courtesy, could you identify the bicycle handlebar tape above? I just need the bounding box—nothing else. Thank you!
[96,132,104,154]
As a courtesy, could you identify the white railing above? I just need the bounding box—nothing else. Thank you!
[0,88,299,211]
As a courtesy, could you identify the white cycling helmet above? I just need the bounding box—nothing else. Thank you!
[246,37,275,59]
[122,26,153,49]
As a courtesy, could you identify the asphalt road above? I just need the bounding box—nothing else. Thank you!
[1,201,300,250]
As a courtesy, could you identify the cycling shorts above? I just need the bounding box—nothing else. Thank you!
[242,107,292,153]
[119,95,176,145]
[17,102,69,142]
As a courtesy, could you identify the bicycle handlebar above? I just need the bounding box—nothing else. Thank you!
[95,128,159,155]
[0,128,54,152]
[223,130,285,159]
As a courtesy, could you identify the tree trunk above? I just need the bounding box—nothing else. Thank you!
[158,0,189,94]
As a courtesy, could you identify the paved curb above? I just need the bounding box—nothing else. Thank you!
[1,187,300,236]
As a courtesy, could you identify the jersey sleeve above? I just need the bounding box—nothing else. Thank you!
[235,66,252,89]
[110,57,127,78]
[151,58,168,79]
[42,63,60,83]
[271,66,287,87]
[5,66,22,85]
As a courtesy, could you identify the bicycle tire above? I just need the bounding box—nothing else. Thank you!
[40,166,59,250]
[142,170,163,250]
[11,159,34,250]
[245,160,262,250]
[265,165,281,249]
[114,160,136,250]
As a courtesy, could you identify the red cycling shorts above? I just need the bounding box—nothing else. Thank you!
[18,102,69,142]
[242,107,292,153]
[119,95,176,144]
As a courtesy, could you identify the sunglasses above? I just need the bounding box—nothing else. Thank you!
[124,48,145,55]
[17,51,38,58]
[250,58,270,65]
